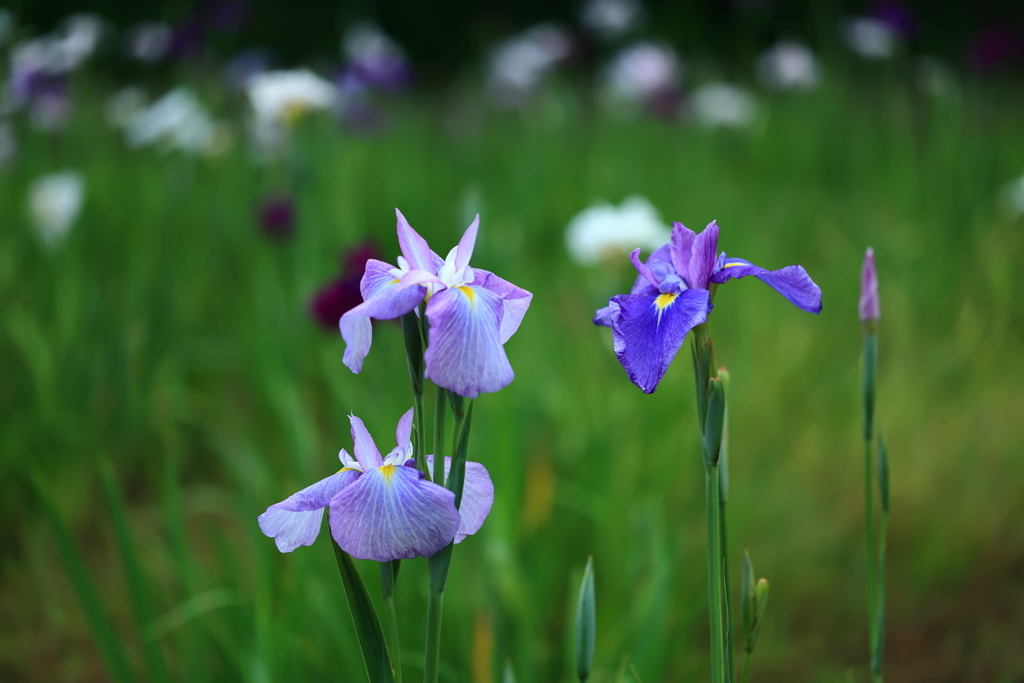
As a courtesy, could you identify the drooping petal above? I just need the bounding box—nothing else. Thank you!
[455,215,479,272]
[396,208,436,274]
[609,288,712,393]
[339,278,425,373]
[593,305,613,327]
[258,469,361,552]
[359,259,400,300]
[709,258,822,314]
[425,456,494,543]
[328,464,460,561]
[424,285,513,398]
[349,414,383,470]
[471,269,533,343]
[669,222,696,280]
[687,221,720,290]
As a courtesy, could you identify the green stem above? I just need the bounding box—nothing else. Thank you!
[381,561,403,683]
[402,310,428,479]
[721,497,734,683]
[423,573,446,683]
[706,465,727,683]
[862,331,878,663]
[872,510,888,683]
[433,384,448,483]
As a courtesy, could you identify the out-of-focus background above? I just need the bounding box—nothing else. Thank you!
[2,1,1023,681]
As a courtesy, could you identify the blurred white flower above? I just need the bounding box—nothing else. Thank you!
[756,41,820,91]
[28,170,84,247]
[565,195,670,266]
[486,24,572,109]
[0,121,16,169]
[999,174,1024,220]
[246,69,338,126]
[602,41,682,114]
[581,0,644,42]
[842,18,897,60]
[124,21,172,63]
[57,14,107,68]
[124,88,219,155]
[0,9,15,46]
[105,86,147,128]
[690,83,758,128]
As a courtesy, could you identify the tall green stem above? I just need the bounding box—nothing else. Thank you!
[706,464,727,683]
[862,331,878,661]
[381,561,403,683]
[402,310,429,478]
[872,510,887,683]
[433,384,448,482]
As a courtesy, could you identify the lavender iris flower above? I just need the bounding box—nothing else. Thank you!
[340,210,532,398]
[259,409,494,560]
[594,221,822,393]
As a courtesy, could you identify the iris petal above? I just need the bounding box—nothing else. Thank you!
[426,455,494,542]
[328,465,460,561]
[609,288,712,393]
[258,469,361,552]
[396,209,436,274]
[471,268,533,343]
[349,414,383,471]
[710,258,823,314]
[339,275,425,373]
[688,221,720,290]
[424,285,514,398]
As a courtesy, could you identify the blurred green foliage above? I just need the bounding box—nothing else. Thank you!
[2,71,1024,683]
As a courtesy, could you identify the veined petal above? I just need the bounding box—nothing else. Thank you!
[627,244,673,296]
[258,469,361,552]
[328,464,460,561]
[471,268,533,343]
[455,215,479,272]
[349,414,383,470]
[610,288,711,393]
[396,209,436,274]
[360,259,400,300]
[629,249,661,289]
[395,408,414,450]
[688,221,719,289]
[670,222,696,281]
[424,285,513,398]
[399,269,441,289]
[709,258,822,314]
[339,278,425,373]
[425,456,494,542]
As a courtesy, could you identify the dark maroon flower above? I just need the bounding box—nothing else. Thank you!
[968,25,1024,71]
[309,242,382,330]
[258,195,296,239]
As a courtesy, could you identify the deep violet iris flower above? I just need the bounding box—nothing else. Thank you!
[340,210,532,398]
[258,408,494,560]
[594,220,822,393]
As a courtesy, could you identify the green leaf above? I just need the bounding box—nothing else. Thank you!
[749,579,770,652]
[380,559,401,601]
[741,549,754,643]
[331,540,396,683]
[877,431,890,513]
[99,461,170,683]
[503,659,518,683]
[861,331,877,442]
[703,378,726,471]
[575,556,596,683]
[33,472,136,683]
[401,312,425,396]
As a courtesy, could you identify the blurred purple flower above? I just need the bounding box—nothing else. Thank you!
[124,21,173,63]
[224,48,272,91]
[968,25,1024,71]
[258,194,295,239]
[343,21,413,91]
[310,241,382,330]
[870,2,915,38]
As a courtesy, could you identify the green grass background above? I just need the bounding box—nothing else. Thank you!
[2,70,1024,683]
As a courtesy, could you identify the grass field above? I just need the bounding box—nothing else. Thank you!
[2,69,1024,682]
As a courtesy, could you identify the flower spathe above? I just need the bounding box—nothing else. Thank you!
[340,210,533,398]
[258,409,494,560]
[595,220,822,393]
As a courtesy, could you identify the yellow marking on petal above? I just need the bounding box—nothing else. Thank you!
[655,293,677,310]
[723,262,745,268]
[458,286,475,306]
[390,278,401,284]
[379,464,397,486]
[338,467,358,473]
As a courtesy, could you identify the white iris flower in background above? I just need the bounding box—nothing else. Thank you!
[28,171,85,248]
[565,195,670,266]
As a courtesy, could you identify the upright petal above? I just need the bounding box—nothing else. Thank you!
[328,465,460,561]
[426,456,494,543]
[629,248,662,289]
[609,288,712,393]
[669,223,696,280]
[339,278,426,373]
[258,469,361,552]
[396,209,436,274]
[349,414,383,470]
[688,221,720,290]
[424,285,514,398]
[471,269,533,343]
[455,215,479,272]
[710,258,822,314]
[395,408,414,450]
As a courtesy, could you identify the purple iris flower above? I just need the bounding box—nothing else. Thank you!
[340,210,533,398]
[258,409,494,560]
[594,220,822,393]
